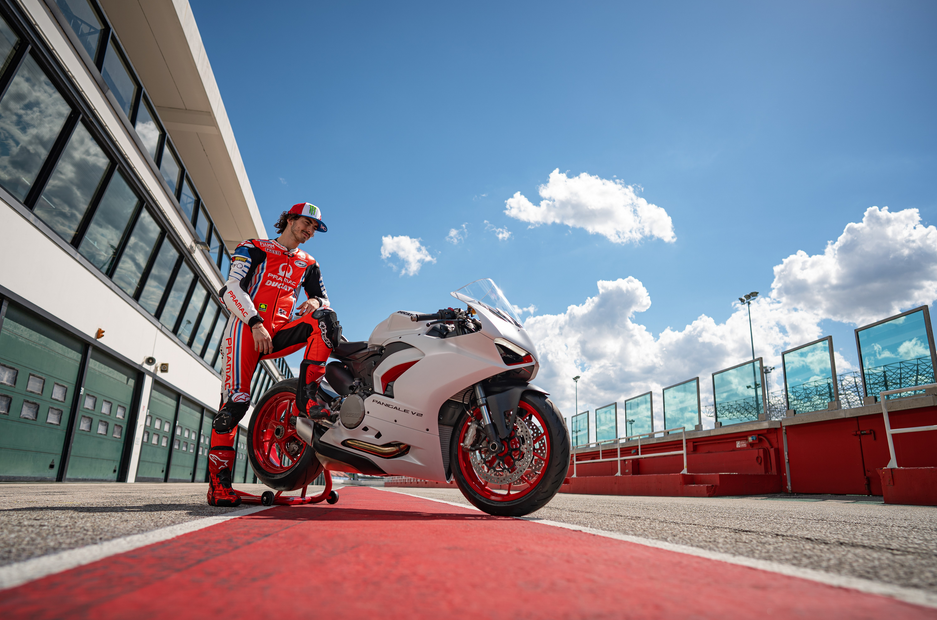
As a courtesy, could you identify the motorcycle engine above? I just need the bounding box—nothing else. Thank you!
[340,393,367,429]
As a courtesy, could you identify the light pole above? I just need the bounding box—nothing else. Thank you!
[572,375,581,476]
[739,292,760,414]
[627,418,634,437]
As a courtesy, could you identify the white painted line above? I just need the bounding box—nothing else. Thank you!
[379,488,937,610]
[0,504,272,591]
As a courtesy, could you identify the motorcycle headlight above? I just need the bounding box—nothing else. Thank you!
[494,338,533,366]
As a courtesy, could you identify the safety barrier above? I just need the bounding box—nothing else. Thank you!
[881,383,937,468]
[571,427,688,478]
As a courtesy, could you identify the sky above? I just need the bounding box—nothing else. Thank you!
[189,0,937,435]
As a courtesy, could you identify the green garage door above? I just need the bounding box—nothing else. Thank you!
[136,383,176,481]
[66,350,137,480]
[0,304,83,480]
[168,398,203,481]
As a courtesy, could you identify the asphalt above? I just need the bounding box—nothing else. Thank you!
[1,482,935,599]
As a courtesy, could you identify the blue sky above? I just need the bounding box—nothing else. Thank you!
[190,1,937,430]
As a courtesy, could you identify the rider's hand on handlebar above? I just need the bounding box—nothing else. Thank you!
[295,299,321,317]
[252,323,273,355]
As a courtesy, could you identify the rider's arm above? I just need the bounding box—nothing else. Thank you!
[218,241,265,328]
[302,261,329,309]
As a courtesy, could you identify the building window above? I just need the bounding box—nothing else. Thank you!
[96,420,107,434]
[159,142,182,196]
[158,262,194,329]
[161,435,168,447]
[0,393,10,415]
[46,407,62,425]
[101,38,136,118]
[20,400,38,420]
[145,414,152,426]
[0,13,19,75]
[52,383,68,401]
[0,364,17,386]
[143,430,149,442]
[177,283,207,344]
[219,249,231,281]
[138,237,180,315]
[26,374,45,394]
[83,394,97,410]
[183,428,189,439]
[181,441,187,451]
[189,444,194,453]
[113,424,122,438]
[195,203,210,242]
[77,169,140,273]
[204,314,227,365]
[79,415,92,431]
[54,0,105,63]
[0,54,72,202]
[116,405,125,419]
[173,438,180,449]
[151,433,159,445]
[33,122,111,244]
[101,400,111,415]
[179,176,197,221]
[191,302,219,356]
[163,420,170,432]
[110,208,160,296]
[175,425,181,436]
[134,95,161,160]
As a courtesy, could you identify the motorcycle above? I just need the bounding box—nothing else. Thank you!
[244,278,570,517]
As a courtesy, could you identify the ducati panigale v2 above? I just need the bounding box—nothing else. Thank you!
[244,279,570,516]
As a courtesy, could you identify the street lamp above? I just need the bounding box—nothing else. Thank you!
[627,418,635,437]
[572,375,581,419]
[739,291,760,415]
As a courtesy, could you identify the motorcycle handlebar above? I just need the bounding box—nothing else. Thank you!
[410,313,440,322]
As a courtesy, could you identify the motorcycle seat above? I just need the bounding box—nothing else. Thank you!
[334,340,369,358]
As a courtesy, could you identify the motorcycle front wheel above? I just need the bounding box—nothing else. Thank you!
[451,392,570,517]
[247,379,323,491]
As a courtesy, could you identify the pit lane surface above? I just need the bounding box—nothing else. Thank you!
[1,484,935,619]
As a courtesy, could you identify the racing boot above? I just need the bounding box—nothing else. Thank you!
[303,382,332,420]
[207,446,241,507]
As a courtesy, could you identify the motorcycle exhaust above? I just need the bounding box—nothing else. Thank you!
[294,416,316,446]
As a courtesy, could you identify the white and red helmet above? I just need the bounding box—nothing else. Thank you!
[288,202,328,232]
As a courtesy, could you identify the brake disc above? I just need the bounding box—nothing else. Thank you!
[470,414,534,485]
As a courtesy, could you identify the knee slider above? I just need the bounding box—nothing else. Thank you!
[213,400,250,433]
[312,307,342,349]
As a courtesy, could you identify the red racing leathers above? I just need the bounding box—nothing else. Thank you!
[207,238,338,504]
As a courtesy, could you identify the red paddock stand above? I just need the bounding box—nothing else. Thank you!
[235,470,339,507]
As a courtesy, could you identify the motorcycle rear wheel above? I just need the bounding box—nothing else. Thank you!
[451,392,570,517]
[248,379,323,492]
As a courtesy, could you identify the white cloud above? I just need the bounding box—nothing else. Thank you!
[522,207,933,430]
[505,169,675,244]
[446,224,467,245]
[771,207,937,325]
[279,177,287,185]
[484,220,512,241]
[380,235,436,276]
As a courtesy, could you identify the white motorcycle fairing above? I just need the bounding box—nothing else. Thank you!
[310,299,539,483]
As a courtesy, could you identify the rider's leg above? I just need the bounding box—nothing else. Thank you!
[268,308,340,418]
[208,317,258,507]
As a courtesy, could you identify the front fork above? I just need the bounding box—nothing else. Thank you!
[471,384,503,454]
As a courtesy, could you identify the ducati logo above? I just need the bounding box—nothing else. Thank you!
[278,263,293,278]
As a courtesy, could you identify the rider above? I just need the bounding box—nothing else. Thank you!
[207,202,341,507]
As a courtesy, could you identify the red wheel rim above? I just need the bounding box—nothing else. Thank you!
[251,392,307,475]
[456,400,551,502]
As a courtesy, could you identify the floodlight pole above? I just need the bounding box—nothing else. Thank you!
[739,292,760,411]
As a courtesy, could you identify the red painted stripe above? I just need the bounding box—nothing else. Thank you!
[381,360,417,393]
[1,488,933,619]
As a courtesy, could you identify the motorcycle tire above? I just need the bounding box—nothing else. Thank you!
[247,378,323,492]
[451,391,570,517]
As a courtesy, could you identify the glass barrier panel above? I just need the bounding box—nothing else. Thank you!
[713,359,764,426]
[624,392,653,437]
[0,54,71,201]
[663,379,699,432]
[783,338,836,414]
[571,411,589,448]
[594,403,617,442]
[857,307,935,401]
